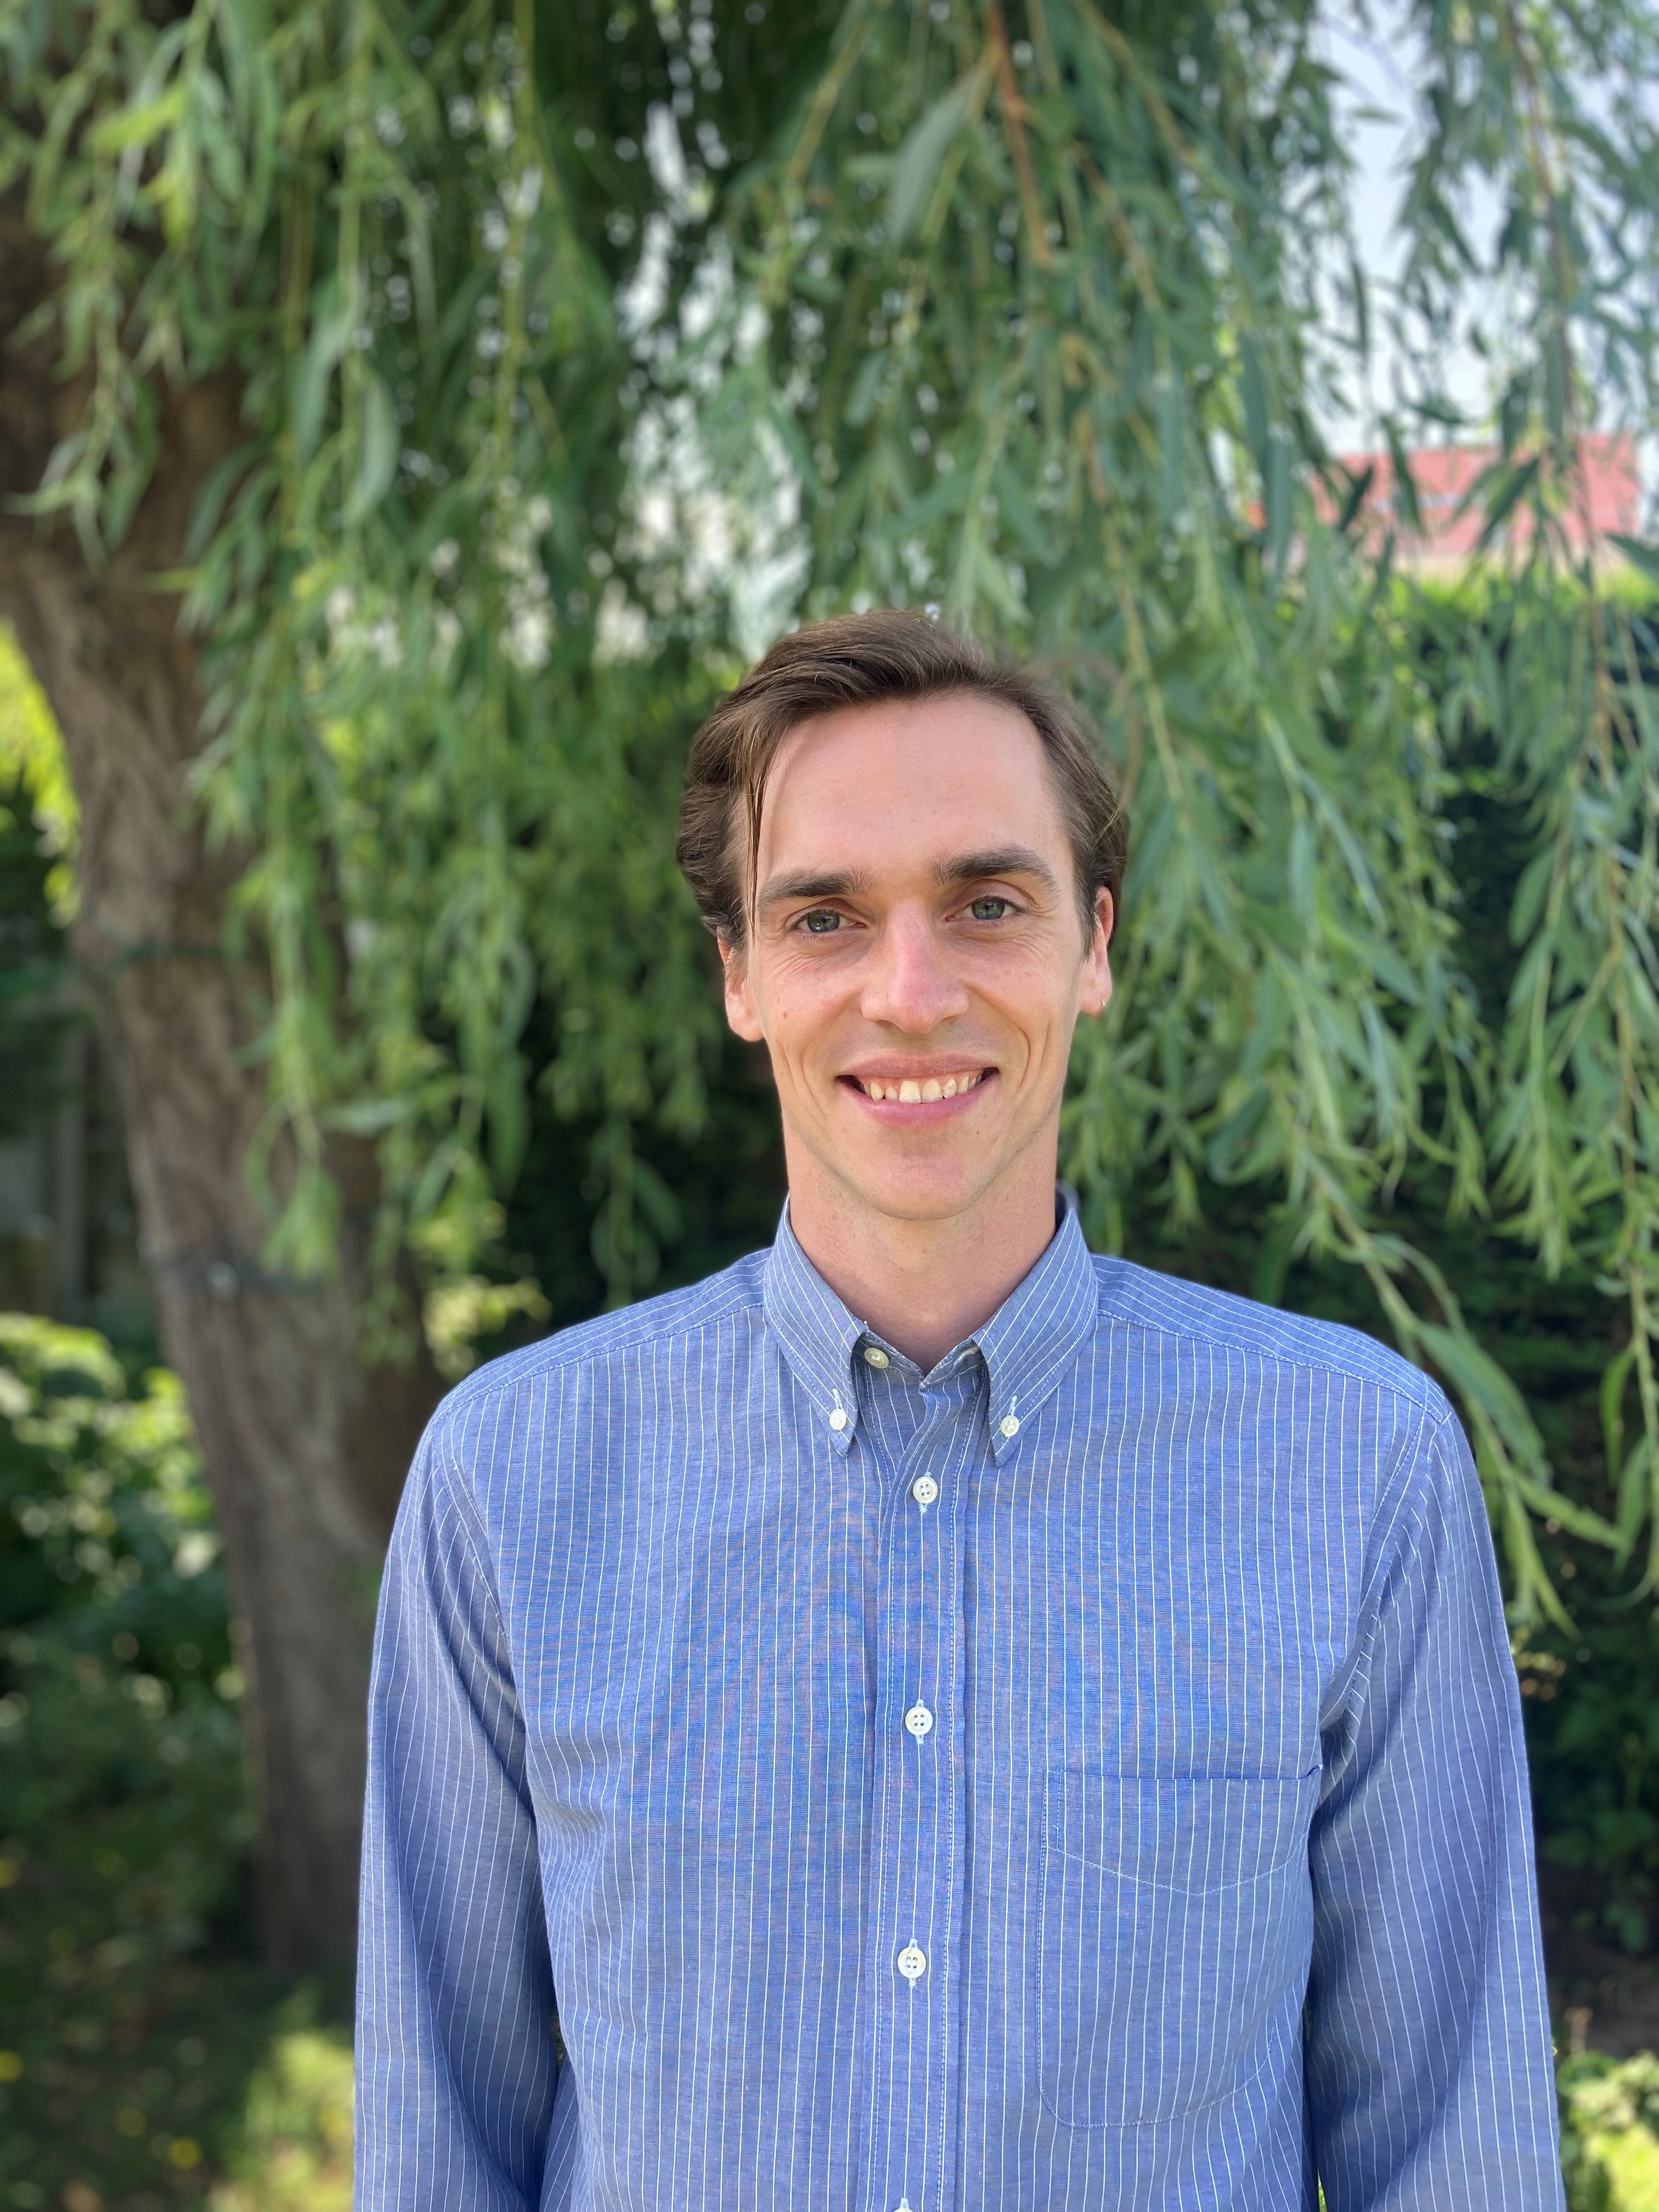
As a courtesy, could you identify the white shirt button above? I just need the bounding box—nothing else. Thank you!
[828,1406,848,1431]
[896,1943,927,1982]
[862,1345,890,1368]
[998,1412,1020,1438]
[910,1474,939,1507]
[905,1702,934,1739]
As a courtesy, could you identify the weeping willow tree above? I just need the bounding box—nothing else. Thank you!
[1,0,1655,1963]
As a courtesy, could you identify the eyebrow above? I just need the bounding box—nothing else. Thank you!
[935,846,1059,894]
[756,867,873,910]
[756,848,1060,912]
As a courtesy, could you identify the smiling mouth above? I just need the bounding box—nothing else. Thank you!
[849,1069,990,1104]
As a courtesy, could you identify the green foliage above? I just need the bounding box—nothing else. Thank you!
[0,1632,264,2208]
[209,2021,354,2210]
[0,777,73,1144]
[0,627,78,1144]
[1560,2050,1659,2211]
[0,623,78,921]
[0,1316,231,1677]
[0,1313,343,2209]
[2,0,1658,1628]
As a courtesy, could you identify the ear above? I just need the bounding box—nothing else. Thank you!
[720,935,766,1043]
[1078,889,1114,1018]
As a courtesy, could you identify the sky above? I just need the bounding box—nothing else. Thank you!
[1316,1,1502,451]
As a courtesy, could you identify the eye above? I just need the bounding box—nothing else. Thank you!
[967,895,1014,921]
[799,909,843,935]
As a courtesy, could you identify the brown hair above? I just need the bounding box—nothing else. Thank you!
[675,609,1127,950]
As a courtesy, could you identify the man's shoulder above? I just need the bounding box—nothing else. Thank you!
[1091,1254,1449,1423]
[433,1248,771,1430]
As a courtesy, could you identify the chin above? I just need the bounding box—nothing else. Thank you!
[849,1163,989,1223]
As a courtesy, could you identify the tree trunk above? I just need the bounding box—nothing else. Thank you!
[0,198,440,1973]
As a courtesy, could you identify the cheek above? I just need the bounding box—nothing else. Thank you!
[975,960,1070,1047]
[761,951,855,1031]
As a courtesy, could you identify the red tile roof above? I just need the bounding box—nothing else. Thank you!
[1325,433,1639,564]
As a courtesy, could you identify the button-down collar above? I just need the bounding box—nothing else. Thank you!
[761,1187,1099,1462]
[973,1187,1101,1463]
[760,1200,869,1455]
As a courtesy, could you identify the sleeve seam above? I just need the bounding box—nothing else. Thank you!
[422,1410,517,1662]
[1328,1401,1452,1750]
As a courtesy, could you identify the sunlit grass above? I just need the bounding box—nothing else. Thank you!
[207,2029,353,2212]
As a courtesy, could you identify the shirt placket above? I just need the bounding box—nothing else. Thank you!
[860,1365,973,2212]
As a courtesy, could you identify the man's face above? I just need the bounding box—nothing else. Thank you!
[721,690,1113,1228]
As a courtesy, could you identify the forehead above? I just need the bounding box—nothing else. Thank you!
[758,691,1068,878]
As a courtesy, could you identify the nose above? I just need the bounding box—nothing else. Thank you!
[859,902,970,1035]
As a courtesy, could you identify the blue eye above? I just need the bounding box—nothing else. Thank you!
[802,910,842,934]
[969,896,1012,921]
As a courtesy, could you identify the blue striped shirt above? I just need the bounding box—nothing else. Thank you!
[356,1194,1562,2210]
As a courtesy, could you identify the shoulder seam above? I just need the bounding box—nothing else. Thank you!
[1092,1269,1445,1418]
[433,1273,766,1426]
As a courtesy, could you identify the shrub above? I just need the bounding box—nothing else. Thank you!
[0,1312,342,2209]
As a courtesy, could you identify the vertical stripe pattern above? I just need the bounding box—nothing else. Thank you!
[357,1194,1562,2211]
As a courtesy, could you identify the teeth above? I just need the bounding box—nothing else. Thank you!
[860,1070,986,1102]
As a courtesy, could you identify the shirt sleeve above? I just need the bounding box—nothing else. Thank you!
[355,1412,560,2210]
[1306,1400,1564,2210]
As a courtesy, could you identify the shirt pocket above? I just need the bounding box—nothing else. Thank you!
[1037,1765,1318,2129]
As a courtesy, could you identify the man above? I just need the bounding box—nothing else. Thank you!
[357,611,1561,2209]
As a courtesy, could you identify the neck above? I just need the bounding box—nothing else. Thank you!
[782,1138,1060,1370]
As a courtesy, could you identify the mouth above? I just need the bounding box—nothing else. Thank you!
[842,1067,994,1107]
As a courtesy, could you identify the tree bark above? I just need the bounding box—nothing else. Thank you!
[0,196,440,1972]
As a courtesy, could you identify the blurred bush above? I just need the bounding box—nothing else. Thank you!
[206,2024,353,2212]
[1561,2051,1659,2210]
[0,1314,347,2210]
[0,1316,230,1678]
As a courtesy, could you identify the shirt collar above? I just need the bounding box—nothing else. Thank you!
[761,1188,1099,1464]
[761,1201,868,1456]
[972,1188,1100,1463]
